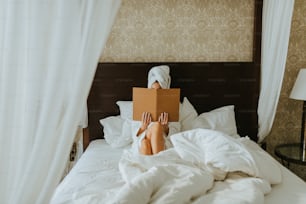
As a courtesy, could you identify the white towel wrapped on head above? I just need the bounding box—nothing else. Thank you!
[147,65,171,89]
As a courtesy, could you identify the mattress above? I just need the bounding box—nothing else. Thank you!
[51,139,306,204]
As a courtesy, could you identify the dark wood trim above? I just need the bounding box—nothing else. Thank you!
[83,127,90,151]
[254,0,263,64]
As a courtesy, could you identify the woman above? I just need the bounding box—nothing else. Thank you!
[132,65,180,155]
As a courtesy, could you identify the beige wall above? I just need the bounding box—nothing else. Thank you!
[100,0,306,180]
[100,0,254,62]
[267,0,306,180]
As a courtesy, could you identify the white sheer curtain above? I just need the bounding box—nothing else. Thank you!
[0,0,121,204]
[257,0,295,142]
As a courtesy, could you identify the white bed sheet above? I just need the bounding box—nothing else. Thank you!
[51,140,125,204]
[51,139,306,204]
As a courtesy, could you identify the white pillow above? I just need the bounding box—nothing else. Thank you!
[120,119,133,144]
[192,105,238,137]
[116,101,133,120]
[99,116,123,142]
[179,97,198,131]
[99,115,132,148]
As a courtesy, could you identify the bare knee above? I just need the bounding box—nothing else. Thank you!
[149,122,163,135]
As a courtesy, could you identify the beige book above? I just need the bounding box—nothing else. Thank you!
[133,87,180,122]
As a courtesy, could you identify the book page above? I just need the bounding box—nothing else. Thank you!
[156,89,180,122]
[133,88,156,121]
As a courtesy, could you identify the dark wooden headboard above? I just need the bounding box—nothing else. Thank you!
[84,0,262,148]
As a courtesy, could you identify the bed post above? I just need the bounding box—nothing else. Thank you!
[83,127,90,151]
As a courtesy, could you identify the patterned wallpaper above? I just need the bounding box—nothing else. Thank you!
[100,0,254,62]
[100,0,306,180]
[267,0,306,180]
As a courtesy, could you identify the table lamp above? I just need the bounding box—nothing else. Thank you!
[289,68,306,151]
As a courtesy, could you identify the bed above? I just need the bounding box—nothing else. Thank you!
[51,138,306,204]
[51,0,306,203]
[50,62,306,204]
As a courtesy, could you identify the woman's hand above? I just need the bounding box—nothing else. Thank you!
[136,112,152,137]
[158,112,169,134]
[140,112,152,131]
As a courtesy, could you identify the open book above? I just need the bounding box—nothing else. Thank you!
[133,87,180,122]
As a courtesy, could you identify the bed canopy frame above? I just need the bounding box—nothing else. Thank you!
[84,0,263,149]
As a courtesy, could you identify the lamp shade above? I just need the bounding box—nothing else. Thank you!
[290,69,306,101]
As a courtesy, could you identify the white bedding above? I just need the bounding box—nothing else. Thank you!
[51,130,306,204]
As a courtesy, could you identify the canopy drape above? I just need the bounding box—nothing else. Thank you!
[258,0,295,142]
[0,0,121,203]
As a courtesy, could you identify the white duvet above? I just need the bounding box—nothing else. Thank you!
[109,128,282,204]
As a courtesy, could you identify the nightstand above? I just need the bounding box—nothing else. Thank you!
[274,143,306,168]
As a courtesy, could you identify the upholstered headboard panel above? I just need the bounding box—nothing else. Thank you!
[87,62,259,142]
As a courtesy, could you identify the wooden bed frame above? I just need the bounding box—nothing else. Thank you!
[84,0,263,149]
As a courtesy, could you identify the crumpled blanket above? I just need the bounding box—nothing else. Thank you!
[110,128,281,204]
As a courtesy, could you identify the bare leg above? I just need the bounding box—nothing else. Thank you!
[139,138,152,155]
[146,122,165,154]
